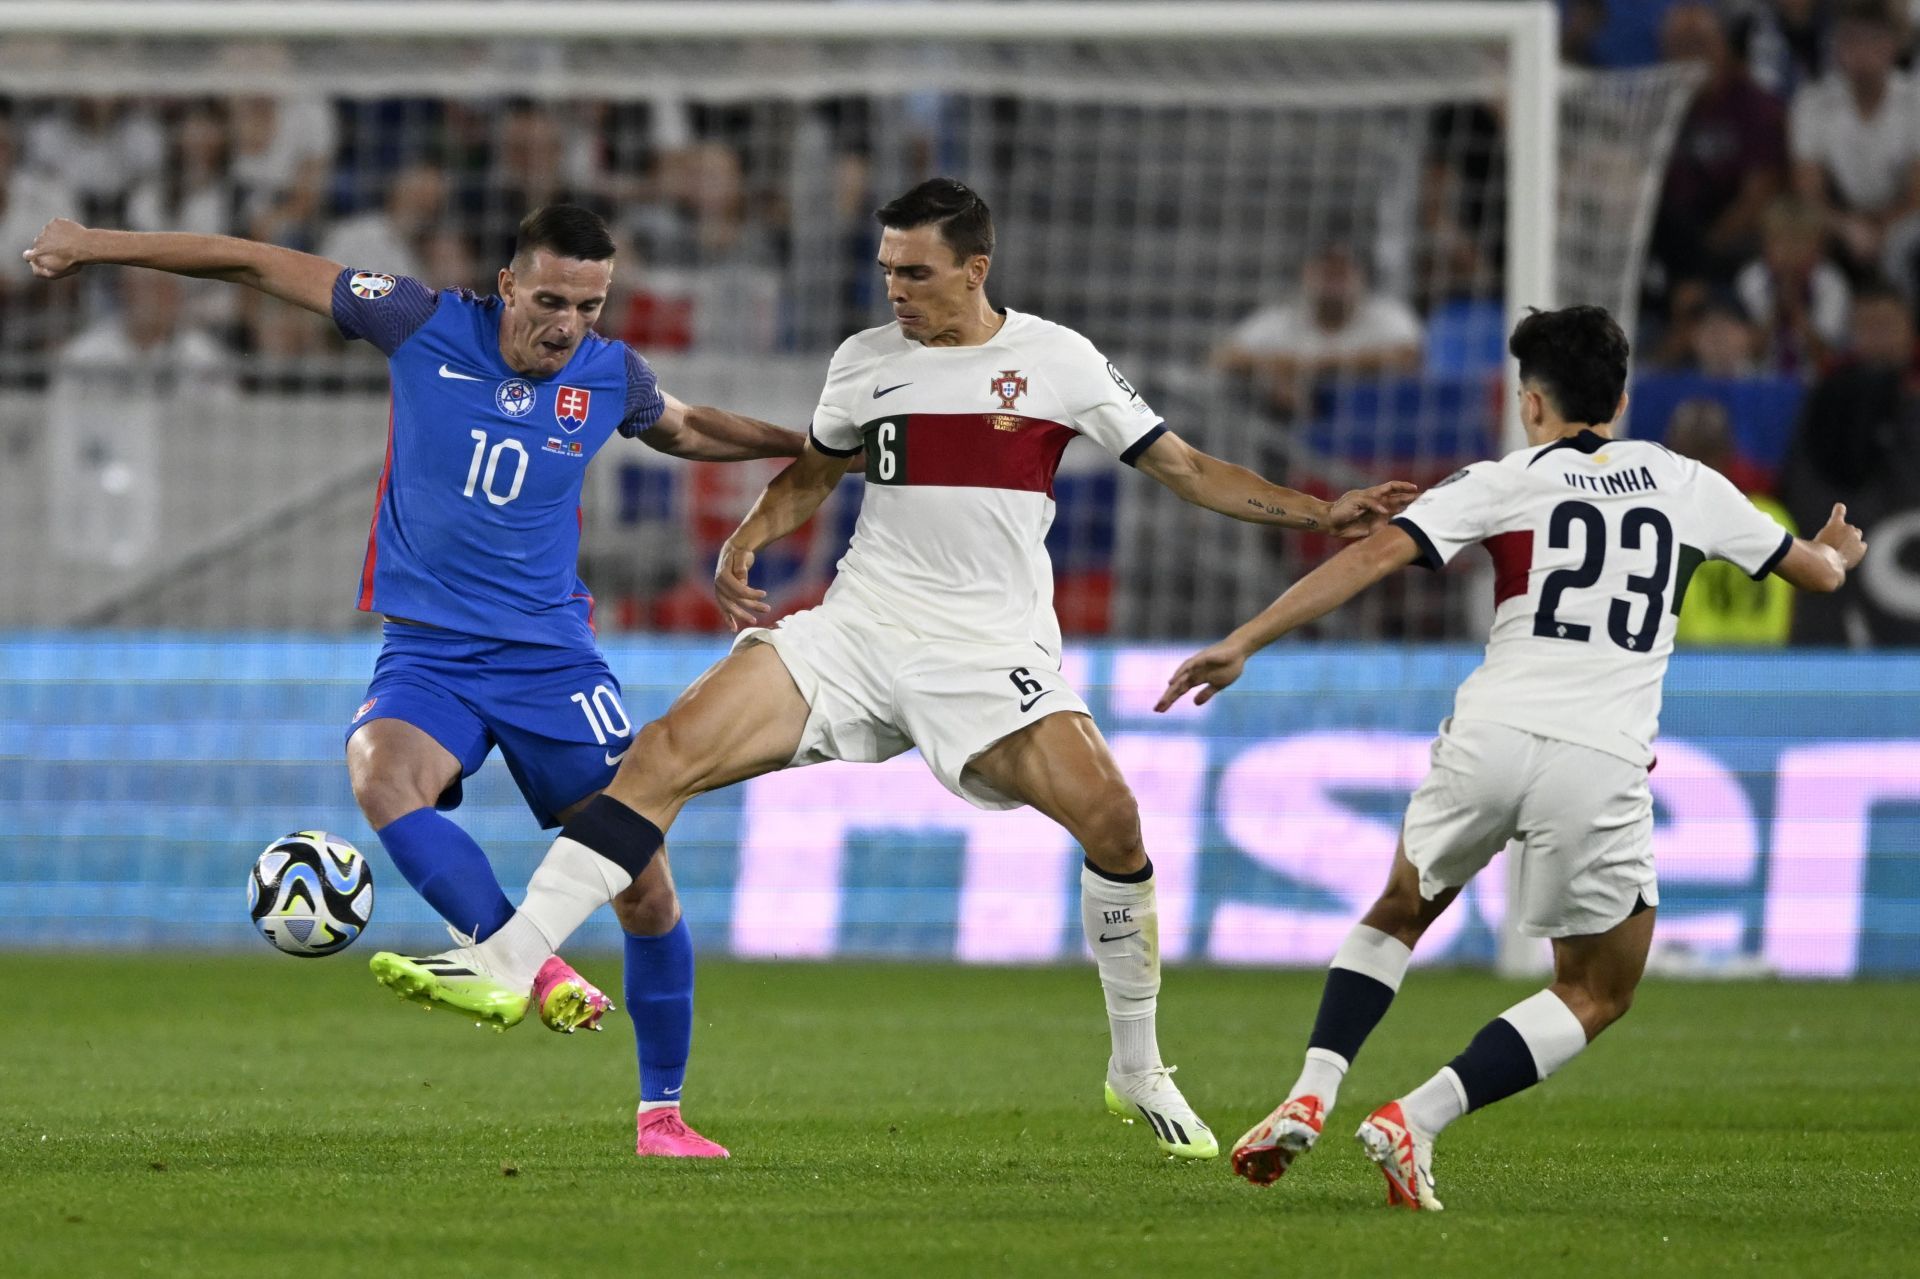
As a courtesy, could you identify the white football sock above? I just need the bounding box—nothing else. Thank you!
[1401,1066,1470,1137]
[1287,924,1413,1110]
[1502,988,1590,1079]
[1287,1047,1349,1108]
[476,836,630,989]
[1081,862,1163,1076]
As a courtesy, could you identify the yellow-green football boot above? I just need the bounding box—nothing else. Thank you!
[369,945,528,1030]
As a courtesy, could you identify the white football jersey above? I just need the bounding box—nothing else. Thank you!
[808,311,1165,652]
[1395,430,1794,765]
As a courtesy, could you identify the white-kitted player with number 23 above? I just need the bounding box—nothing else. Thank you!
[1160,304,1867,1210]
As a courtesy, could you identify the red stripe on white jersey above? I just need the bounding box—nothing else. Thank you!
[899,412,1077,495]
[1484,529,1534,606]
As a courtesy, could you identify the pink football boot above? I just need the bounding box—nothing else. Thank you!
[635,1107,730,1158]
[531,955,613,1033]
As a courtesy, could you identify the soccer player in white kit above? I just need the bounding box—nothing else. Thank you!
[392,177,1418,1159]
[1160,305,1867,1207]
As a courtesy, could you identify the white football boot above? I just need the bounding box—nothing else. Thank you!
[1103,1064,1219,1159]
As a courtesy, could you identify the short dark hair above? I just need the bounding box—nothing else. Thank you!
[513,204,615,266]
[1509,305,1630,426]
[875,178,994,262]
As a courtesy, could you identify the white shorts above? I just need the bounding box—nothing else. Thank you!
[1401,717,1657,939]
[734,599,1090,810]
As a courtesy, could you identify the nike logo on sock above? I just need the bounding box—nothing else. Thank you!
[438,363,485,381]
[1098,930,1140,943]
[872,382,912,398]
[664,1085,682,1096]
[1019,690,1053,712]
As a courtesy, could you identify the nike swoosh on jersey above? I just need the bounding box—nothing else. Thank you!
[438,364,485,381]
[1019,690,1054,712]
[604,748,630,766]
[1098,930,1141,943]
[872,382,912,398]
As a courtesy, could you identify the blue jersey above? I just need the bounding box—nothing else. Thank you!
[331,268,666,648]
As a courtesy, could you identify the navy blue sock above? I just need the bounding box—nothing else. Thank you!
[624,917,695,1104]
[1447,1017,1541,1112]
[1308,967,1398,1065]
[375,807,513,942]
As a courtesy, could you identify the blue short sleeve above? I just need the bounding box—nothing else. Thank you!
[331,269,442,356]
[617,344,668,438]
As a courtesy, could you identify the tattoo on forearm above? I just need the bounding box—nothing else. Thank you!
[1247,497,1318,529]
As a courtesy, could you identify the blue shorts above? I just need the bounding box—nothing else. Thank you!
[345,623,633,828]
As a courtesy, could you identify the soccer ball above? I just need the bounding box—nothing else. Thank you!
[247,831,375,958]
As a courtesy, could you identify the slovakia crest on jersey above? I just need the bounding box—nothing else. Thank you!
[991,369,1028,410]
[554,385,591,433]
[496,378,535,418]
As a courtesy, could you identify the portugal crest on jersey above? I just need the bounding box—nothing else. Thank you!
[496,378,535,418]
[554,385,591,433]
[991,369,1028,410]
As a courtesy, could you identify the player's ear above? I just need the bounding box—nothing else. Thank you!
[1612,390,1629,424]
[498,266,514,302]
[967,253,990,290]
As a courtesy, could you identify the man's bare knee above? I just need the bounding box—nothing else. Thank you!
[1551,980,1633,1041]
[1359,876,1453,949]
[1076,790,1145,875]
[348,734,451,829]
[349,756,434,820]
[612,860,681,936]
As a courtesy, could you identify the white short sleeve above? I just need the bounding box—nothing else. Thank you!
[1693,465,1795,579]
[1392,463,1504,568]
[1226,304,1304,355]
[1359,297,1424,347]
[1051,338,1166,465]
[808,335,870,457]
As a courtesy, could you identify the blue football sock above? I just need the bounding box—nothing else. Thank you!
[624,917,694,1104]
[375,807,514,942]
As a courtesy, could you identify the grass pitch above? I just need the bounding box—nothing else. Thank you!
[2,955,1914,1278]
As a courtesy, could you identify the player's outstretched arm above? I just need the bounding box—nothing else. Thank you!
[1773,503,1867,593]
[24,218,341,317]
[640,394,807,462]
[1131,431,1417,538]
[712,442,848,630]
[1156,525,1421,711]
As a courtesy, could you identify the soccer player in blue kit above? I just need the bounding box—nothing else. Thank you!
[25,205,804,1158]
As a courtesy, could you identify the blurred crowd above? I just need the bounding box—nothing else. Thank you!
[0,92,881,385]
[2,4,1916,644]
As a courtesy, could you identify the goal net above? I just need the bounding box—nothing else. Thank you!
[0,4,1698,642]
[0,5,1704,970]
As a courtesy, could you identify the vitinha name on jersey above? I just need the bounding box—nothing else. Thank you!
[1563,465,1659,496]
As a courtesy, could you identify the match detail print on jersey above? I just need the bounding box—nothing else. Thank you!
[860,412,1077,493]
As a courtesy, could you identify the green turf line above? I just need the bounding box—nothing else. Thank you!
[1,956,1915,1277]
